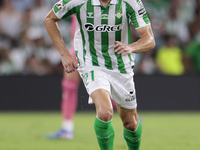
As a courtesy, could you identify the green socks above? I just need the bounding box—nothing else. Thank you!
[124,121,142,150]
[94,117,142,150]
[94,117,115,150]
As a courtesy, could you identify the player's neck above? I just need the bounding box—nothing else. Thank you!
[99,0,111,8]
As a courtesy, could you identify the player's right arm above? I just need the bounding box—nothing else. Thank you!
[44,10,77,73]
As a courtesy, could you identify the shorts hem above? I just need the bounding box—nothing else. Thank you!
[88,87,111,96]
[88,87,111,104]
[120,104,137,110]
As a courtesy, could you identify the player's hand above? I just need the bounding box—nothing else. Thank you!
[61,54,78,73]
[114,41,133,56]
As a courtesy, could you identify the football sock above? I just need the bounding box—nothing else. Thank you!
[94,117,115,150]
[62,120,74,132]
[124,121,142,150]
[61,78,79,121]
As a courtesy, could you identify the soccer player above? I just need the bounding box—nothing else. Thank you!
[46,15,118,140]
[44,0,155,149]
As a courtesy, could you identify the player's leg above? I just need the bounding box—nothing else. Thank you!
[79,67,115,149]
[61,71,80,138]
[108,70,142,150]
[46,71,80,139]
[116,104,142,150]
[91,89,115,150]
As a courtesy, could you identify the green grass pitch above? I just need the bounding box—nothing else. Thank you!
[0,111,199,150]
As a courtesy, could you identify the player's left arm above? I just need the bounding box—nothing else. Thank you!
[114,24,156,56]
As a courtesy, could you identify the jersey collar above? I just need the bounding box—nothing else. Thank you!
[92,0,119,6]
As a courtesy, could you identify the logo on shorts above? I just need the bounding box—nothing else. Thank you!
[125,91,136,102]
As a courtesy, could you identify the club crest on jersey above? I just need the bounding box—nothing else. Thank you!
[56,1,63,9]
[115,10,122,19]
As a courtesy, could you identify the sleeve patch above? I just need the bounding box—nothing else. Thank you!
[56,1,63,9]
[54,0,63,13]
[137,0,146,15]
[138,1,144,8]
[138,8,145,15]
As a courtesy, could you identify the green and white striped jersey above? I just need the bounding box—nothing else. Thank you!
[53,0,150,73]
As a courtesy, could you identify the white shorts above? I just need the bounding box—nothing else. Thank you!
[78,66,137,109]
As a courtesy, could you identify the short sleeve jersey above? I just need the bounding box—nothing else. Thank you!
[53,0,150,73]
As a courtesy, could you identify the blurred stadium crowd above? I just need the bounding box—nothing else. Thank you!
[0,0,200,76]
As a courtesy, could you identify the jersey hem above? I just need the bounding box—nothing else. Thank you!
[78,65,134,74]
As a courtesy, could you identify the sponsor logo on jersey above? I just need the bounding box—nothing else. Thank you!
[115,10,122,19]
[125,91,136,102]
[56,1,63,9]
[101,14,108,19]
[84,23,123,32]
[87,12,94,18]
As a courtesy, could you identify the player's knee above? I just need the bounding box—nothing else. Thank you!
[98,109,113,122]
[123,121,138,131]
